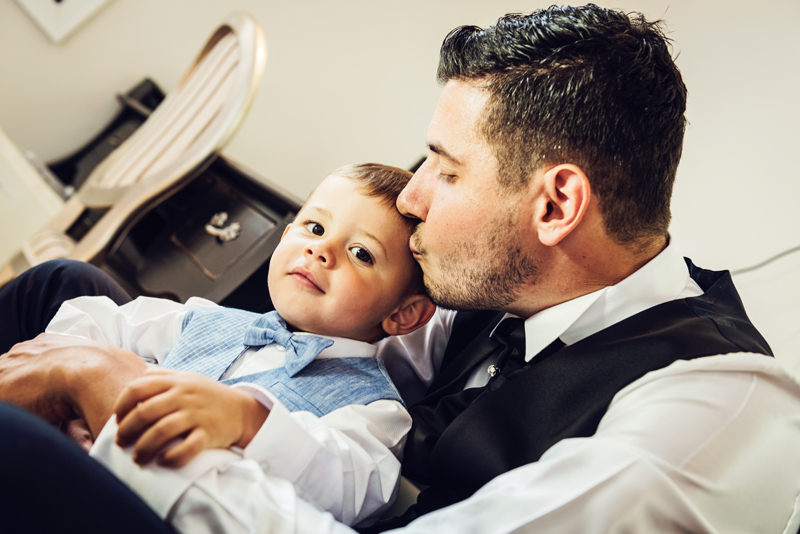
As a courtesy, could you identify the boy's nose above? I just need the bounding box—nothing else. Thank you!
[305,242,335,267]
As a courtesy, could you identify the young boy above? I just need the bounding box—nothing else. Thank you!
[45,163,435,527]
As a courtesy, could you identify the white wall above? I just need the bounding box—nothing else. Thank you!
[1,0,798,314]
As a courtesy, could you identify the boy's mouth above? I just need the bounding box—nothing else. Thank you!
[289,268,324,293]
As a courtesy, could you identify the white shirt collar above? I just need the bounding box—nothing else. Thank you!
[294,332,377,359]
[516,238,702,362]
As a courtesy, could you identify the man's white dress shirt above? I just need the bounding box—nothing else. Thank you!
[50,240,800,533]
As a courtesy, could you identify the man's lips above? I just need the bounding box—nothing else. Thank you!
[289,268,324,293]
[409,238,423,259]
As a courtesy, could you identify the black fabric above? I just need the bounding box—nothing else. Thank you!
[438,309,503,374]
[491,323,565,390]
[0,261,173,532]
[400,317,526,483]
[429,310,506,397]
[0,259,132,353]
[0,402,176,533]
[376,260,772,530]
[488,317,526,377]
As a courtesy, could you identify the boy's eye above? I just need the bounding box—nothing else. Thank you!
[349,246,373,265]
[304,222,324,236]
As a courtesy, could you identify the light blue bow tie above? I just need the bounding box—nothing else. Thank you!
[243,311,334,377]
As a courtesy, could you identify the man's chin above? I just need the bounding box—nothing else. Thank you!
[425,283,509,312]
[424,264,529,311]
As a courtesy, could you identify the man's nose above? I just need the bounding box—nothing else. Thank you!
[305,241,335,267]
[397,162,431,221]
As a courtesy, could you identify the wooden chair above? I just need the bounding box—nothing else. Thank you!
[0,12,266,288]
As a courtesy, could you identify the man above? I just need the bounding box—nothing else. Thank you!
[366,6,800,531]
[1,5,800,534]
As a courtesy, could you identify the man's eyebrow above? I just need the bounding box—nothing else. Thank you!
[428,142,463,167]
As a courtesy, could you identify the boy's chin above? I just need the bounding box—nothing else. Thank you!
[272,306,317,334]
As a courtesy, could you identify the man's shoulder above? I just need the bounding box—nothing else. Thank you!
[681,258,773,356]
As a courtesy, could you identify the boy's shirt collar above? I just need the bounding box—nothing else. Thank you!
[286,332,377,359]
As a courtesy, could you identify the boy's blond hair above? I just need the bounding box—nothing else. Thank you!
[325,163,426,296]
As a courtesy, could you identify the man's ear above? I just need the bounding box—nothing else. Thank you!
[382,294,436,337]
[535,164,591,247]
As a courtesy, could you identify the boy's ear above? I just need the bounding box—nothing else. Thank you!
[280,223,292,240]
[382,294,436,337]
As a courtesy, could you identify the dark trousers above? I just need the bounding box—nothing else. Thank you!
[0,402,175,533]
[0,260,175,533]
[0,259,131,353]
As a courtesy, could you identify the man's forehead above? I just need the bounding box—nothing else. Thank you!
[440,78,488,105]
[430,81,491,157]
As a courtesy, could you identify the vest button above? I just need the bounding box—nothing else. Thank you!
[487,364,499,377]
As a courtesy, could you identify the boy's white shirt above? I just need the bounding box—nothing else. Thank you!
[45,296,411,527]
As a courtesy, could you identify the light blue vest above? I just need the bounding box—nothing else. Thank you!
[162,307,403,417]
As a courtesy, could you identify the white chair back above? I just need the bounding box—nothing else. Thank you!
[0,12,266,288]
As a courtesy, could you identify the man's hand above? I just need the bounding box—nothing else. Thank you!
[0,333,147,439]
[62,419,95,451]
[114,368,269,467]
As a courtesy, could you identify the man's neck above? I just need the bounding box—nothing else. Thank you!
[508,235,668,319]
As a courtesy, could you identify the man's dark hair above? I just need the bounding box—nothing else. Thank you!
[438,4,687,245]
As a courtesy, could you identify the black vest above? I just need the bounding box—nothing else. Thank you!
[398,259,772,521]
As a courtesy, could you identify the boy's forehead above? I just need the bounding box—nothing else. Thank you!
[303,174,409,234]
[306,172,354,200]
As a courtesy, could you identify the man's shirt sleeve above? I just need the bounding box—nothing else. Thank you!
[365,353,800,534]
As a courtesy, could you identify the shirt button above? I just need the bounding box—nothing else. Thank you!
[260,461,270,473]
[275,344,286,352]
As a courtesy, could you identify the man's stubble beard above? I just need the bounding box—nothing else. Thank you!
[413,210,539,311]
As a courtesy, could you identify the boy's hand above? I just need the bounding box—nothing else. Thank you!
[113,368,269,467]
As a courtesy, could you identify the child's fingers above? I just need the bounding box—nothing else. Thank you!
[131,411,195,465]
[116,388,184,446]
[114,374,176,422]
[157,430,209,468]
